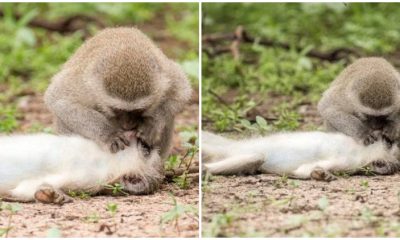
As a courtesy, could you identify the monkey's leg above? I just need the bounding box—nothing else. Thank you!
[203,153,264,175]
[51,100,129,152]
[34,184,73,204]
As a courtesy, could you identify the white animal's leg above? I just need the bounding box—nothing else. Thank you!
[34,184,73,204]
[8,179,44,202]
[202,131,235,162]
[202,131,233,145]
[203,153,264,175]
[291,163,337,181]
[202,142,231,162]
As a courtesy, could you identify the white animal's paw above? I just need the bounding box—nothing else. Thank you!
[310,167,337,182]
[34,184,73,205]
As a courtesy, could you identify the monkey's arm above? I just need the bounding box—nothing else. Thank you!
[137,103,173,148]
[320,107,374,143]
[137,87,190,149]
[383,115,400,143]
[49,99,129,152]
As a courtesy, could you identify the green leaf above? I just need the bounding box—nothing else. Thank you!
[182,60,199,80]
[255,115,268,130]
[46,227,61,238]
[318,196,329,211]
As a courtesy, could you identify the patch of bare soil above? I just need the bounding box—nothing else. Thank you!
[202,173,400,237]
[1,91,199,237]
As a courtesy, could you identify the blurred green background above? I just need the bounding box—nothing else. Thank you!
[0,2,199,133]
[202,3,400,133]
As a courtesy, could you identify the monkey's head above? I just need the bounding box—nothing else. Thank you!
[113,109,145,131]
[348,69,400,129]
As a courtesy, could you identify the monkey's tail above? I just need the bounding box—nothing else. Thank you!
[201,131,235,163]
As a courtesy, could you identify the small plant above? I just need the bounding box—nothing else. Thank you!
[106,203,118,217]
[165,155,181,171]
[68,190,91,200]
[239,115,272,133]
[84,213,100,223]
[359,166,375,176]
[46,227,62,237]
[103,183,129,196]
[360,180,369,188]
[0,202,22,237]
[284,214,308,230]
[288,180,300,188]
[160,194,198,234]
[267,196,294,207]
[171,130,198,189]
[273,174,288,188]
[0,107,19,133]
[203,212,234,237]
[173,172,192,189]
[361,207,379,226]
[317,196,329,212]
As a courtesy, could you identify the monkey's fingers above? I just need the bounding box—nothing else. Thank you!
[120,136,131,146]
[363,134,378,145]
[110,139,125,152]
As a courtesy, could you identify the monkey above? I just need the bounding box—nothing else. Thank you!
[44,27,192,161]
[202,131,400,180]
[317,57,400,174]
[0,131,163,204]
[318,57,400,146]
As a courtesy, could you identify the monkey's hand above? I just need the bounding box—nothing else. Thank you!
[362,131,382,146]
[107,131,131,153]
[136,116,165,148]
[383,123,400,144]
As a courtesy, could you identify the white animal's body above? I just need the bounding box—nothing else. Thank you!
[0,132,161,203]
[202,131,399,180]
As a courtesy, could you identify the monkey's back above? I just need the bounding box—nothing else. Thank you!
[318,57,400,115]
[63,27,167,102]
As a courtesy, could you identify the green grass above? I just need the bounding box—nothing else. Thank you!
[202,3,400,133]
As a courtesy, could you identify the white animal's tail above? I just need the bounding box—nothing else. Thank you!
[202,131,264,175]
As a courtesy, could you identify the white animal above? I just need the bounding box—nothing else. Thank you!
[202,131,400,180]
[0,131,162,204]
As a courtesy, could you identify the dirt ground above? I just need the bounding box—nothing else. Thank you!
[203,173,400,237]
[0,93,199,237]
[202,94,400,237]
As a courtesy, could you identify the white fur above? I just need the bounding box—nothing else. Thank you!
[0,133,159,201]
[202,131,398,178]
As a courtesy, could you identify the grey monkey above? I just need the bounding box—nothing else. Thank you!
[318,57,400,174]
[44,27,192,161]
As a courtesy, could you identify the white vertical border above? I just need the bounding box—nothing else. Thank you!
[198,0,203,238]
